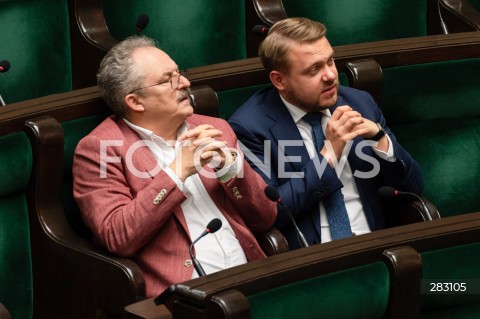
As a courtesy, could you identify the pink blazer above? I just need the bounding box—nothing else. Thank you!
[73,114,276,297]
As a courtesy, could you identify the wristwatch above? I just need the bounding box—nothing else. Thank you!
[371,123,386,141]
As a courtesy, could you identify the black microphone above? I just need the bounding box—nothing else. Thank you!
[187,90,196,108]
[264,186,309,248]
[252,25,270,35]
[0,60,10,73]
[136,13,150,34]
[189,218,222,276]
[378,186,433,221]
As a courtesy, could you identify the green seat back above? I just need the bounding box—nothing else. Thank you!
[103,0,247,69]
[420,242,480,317]
[248,262,389,319]
[0,132,33,319]
[0,0,71,104]
[381,58,480,216]
[61,113,110,239]
[220,84,270,119]
[282,0,427,46]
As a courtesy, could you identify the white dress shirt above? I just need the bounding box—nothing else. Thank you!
[123,119,247,278]
[280,96,396,242]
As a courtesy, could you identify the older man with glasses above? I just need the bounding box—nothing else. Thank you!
[72,36,276,297]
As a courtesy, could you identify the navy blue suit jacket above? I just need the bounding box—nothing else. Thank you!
[229,85,423,249]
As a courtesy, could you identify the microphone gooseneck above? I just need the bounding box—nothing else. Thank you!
[154,219,222,305]
[378,186,433,221]
[189,218,222,276]
[264,186,309,248]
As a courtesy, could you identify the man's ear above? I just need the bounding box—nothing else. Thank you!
[124,93,145,113]
[269,70,286,92]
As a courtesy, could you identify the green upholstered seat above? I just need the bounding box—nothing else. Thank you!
[0,132,33,319]
[381,58,480,216]
[102,0,247,69]
[0,0,71,104]
[248,262,390,319]
[282,0,428,46]
[219,84,270,119]
[420,242,480,318]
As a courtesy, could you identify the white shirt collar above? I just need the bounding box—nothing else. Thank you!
[279,94,331,124]
[122,118,189,145]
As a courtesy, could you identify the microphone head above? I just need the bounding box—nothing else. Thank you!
[206,218,222,234]
[264,186,280,202]
[378,186,397,199]
[252,25,270,35]
[0,60,11,73]
[136,13,150,31]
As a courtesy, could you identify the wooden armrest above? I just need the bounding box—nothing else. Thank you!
[24,115,145,318]
[384,195,441,227]
[255,227,289,256]
[382,246,422,319]
[439,0,480,33]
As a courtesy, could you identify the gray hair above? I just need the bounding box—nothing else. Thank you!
[97,36,158,118]
[259,17,327,74]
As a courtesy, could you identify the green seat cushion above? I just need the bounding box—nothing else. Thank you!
[282,0,427,46]
[0,132,33,319]
[421,242,480,314]
[103,0,247,69]
[0,0,71,104]
[248,262,389,319]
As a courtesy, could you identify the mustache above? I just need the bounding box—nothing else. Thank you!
[178,88,196,107]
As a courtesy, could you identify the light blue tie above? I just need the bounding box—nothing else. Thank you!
[303,112,353,240]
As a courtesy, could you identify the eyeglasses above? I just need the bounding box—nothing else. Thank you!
[128,70,189,94]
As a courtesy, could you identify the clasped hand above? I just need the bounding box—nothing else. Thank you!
[170,124,234,181]
[322,105,388,162]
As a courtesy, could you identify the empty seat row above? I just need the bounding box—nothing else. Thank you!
[2,0,480,105]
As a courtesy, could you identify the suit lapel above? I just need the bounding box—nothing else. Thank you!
[265,90,311,172]
[117,119,192,237]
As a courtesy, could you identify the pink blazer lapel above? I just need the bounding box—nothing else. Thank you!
[117,119,191,237]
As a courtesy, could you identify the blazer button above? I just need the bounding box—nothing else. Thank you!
[184,259,193,268]
[152,189,167,205]
[232,187,243,200]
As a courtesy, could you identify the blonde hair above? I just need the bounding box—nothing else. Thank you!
[259,17,327,74]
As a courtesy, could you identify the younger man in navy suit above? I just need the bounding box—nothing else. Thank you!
[229,18,423,249]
